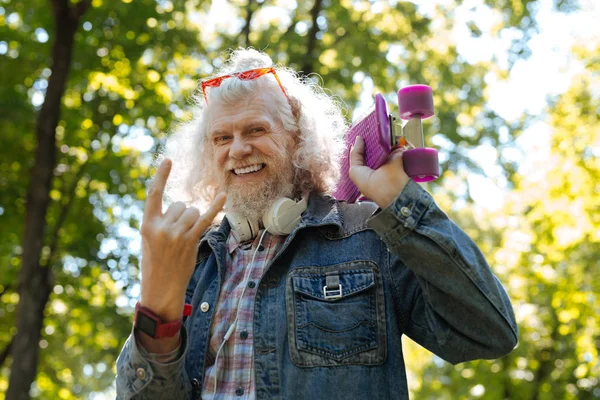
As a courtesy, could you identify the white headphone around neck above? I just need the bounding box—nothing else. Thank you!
[226,197,308,241]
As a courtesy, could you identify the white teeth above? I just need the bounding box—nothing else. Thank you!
[234,164,264,175]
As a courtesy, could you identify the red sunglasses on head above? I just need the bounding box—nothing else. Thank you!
[201,67,290,104]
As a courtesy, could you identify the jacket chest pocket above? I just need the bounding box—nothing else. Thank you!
[286,262,386,367]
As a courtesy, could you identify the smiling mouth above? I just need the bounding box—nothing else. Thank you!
[231,163,266,176]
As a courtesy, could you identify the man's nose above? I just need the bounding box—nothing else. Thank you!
[229,136,252,159]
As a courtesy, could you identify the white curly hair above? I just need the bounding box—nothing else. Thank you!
[158,48,348,207]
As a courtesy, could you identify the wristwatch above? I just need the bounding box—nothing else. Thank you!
[134,302,192,339]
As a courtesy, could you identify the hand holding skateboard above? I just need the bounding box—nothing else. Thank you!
[335,85,440,204]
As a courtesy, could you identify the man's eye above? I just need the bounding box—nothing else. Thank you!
[249,127,265,134]
[214,136,231,144]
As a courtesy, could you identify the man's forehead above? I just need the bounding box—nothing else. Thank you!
[206,92,280,131]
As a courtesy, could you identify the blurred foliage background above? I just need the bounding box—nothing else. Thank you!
[0,0,598,398]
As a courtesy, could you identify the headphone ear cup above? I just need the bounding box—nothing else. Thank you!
[263,197,307,236]
[263,198,291,235]
[227,213,260,242]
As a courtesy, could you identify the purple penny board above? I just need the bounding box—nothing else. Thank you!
[333,93,391,203]
[334,85,440,202]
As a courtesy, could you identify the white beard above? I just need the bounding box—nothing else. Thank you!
[223,162,295,222]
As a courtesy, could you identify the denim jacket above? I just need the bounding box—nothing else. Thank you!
[116,180,518,399]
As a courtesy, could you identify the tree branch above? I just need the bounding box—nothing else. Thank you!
[0,337,14,370]
[71,0,92,21]
[332,9,369,48]
[241,0,255,47]
[301,0,323,76]
[0,283,13,298]
[332,31,347,47]
[44,161,89,269]
[282,8,299,39]
[240,0,269,47]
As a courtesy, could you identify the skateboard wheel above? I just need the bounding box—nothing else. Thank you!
[398,85,434,120]
[402,148,439,182]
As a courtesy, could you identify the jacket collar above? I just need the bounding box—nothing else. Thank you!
[197,192,373,259]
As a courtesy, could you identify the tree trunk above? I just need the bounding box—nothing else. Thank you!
[6,1,89,398]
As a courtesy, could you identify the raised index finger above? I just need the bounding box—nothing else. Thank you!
[144,159,172,219]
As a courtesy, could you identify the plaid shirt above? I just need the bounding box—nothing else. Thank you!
[202,230,285,399]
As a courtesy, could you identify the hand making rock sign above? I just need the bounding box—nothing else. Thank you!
[137,158,226,353]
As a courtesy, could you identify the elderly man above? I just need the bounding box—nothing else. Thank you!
[116,48,518,399]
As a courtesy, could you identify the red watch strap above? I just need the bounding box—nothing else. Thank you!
[135,303,191,339]
[183,303,193,317]
[154,318,182,338]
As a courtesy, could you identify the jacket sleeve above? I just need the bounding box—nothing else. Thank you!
[116,327,192,399]
[367,179,519,364]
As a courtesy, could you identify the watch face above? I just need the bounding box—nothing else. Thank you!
[138,314,157,336]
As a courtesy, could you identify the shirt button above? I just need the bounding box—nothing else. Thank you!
[235,387,244,396]
[400,207,411,217]
[240,330,248,340]
[136,367,147,381]
[248,281,256,288]
[257,245,265,251]
[200,302,210,312]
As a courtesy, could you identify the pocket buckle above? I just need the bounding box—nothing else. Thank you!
[323,284,343,299]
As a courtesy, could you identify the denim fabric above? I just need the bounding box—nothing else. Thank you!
[116,180,518,399]
[116,327,192,399]
[286,262,387,367]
